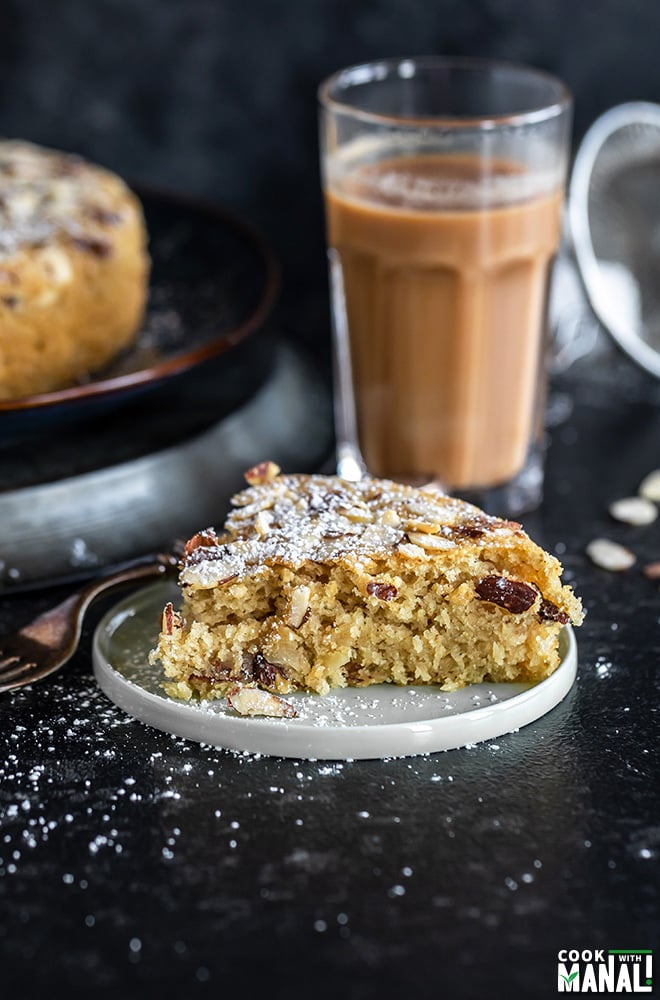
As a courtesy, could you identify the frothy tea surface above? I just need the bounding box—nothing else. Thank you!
[335,153,554,212]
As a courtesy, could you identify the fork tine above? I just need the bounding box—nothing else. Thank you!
[0,635,50,684]
[0,658,66,692]
[0,550,178,694]
[0,661,39,690]
[0,653,22,668]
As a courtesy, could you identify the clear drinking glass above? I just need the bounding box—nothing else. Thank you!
[319,57,572,514]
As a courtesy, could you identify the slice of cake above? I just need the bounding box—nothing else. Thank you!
[0,139,149,400]
[151,462,583,702]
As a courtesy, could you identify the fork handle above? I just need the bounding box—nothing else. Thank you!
[75,551,178,609]
[20,552,178,644]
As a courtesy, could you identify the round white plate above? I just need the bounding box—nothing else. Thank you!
[92,581,578,760]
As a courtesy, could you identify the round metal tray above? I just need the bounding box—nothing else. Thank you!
[0,342,332,589]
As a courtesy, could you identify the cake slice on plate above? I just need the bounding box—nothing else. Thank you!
[150,462,582,703]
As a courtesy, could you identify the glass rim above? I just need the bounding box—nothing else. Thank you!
[318,55,572,130]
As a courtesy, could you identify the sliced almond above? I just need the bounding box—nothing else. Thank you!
[161,602,183,637]
[407,531,455,551]
[288,585,310,628]
[638,469,660,503]
[244,461,281,486]
[183,528,219,555]
[226,684,297,718]
[378,509,400,527]
[586,538,636,572]
[340,506,372,524]
[397,542,428,560]
[405,520,440,534]
[609,496,657,526]
[8,188,38,218]
[420,481,447,496]
[255,510,273,537]
[642,561,660,580]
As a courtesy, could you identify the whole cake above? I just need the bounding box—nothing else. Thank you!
[0,139,149,400]
[151,463,583,705]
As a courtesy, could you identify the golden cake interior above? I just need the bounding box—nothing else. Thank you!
[151,465,583,701]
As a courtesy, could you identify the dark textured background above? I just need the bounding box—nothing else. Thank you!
[2,0,660,336]
[1,5,659,998]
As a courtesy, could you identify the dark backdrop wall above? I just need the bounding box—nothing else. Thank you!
[1,0,659,347]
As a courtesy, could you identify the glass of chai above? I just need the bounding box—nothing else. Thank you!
[319,57,572,514]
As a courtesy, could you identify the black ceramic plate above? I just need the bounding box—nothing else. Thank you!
[0,186,279,423]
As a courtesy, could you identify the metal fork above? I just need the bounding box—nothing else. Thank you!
[0,552,179,694]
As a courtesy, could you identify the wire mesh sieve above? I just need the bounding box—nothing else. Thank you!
[569,101,660,378]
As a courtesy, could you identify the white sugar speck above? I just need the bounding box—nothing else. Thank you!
[69,537,100,568]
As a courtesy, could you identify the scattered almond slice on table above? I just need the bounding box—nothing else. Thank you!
[587,471,660,572]
[586,538,636,572]
[608,496,658,526]
[638,469,660,502]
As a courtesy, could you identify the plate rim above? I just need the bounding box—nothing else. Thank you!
[92,581,578,760]
[0,184,280,414]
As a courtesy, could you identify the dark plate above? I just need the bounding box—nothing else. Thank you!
[0,185,279,431]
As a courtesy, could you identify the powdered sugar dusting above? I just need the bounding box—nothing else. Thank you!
[0,139,125,259]
[181,472,513,589]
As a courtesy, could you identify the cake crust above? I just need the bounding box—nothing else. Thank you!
[151,466,583,701]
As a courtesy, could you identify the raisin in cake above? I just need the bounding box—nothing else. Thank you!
[0,139,149,400]
[151,463,583,701]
